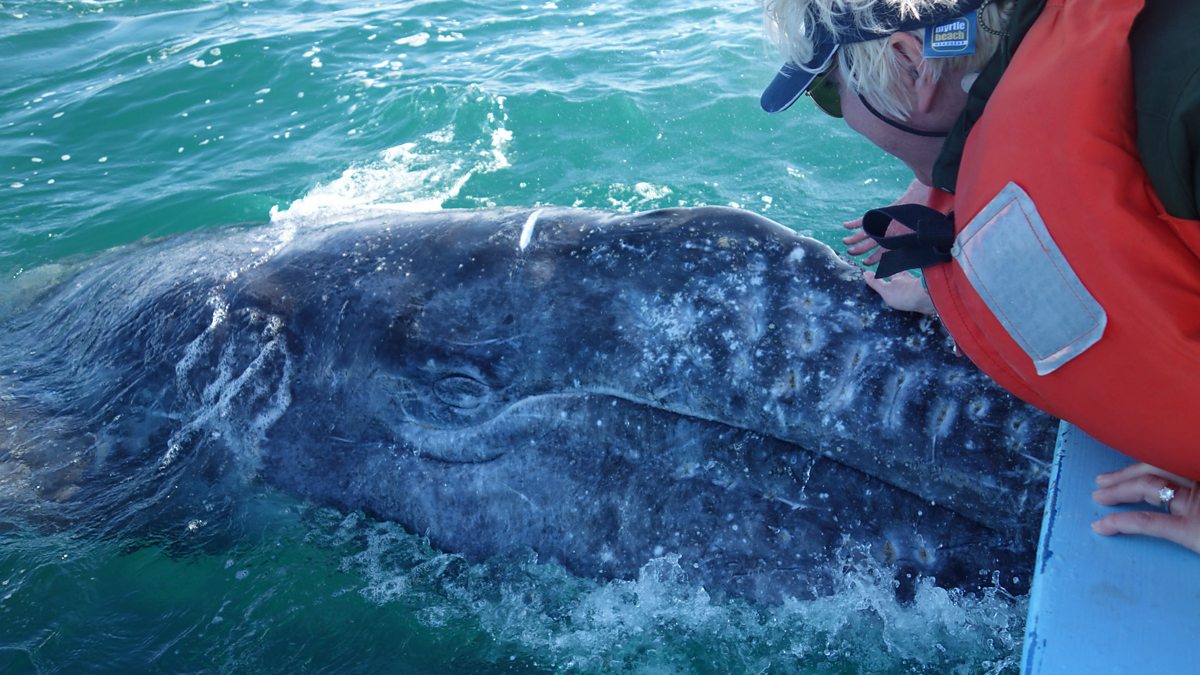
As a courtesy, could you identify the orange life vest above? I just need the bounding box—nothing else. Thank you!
[921,0,1200,476]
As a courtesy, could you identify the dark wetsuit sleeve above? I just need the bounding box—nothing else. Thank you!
[935,0,1200,221]
[1130,0,1200,221]
[931,0,1047,193]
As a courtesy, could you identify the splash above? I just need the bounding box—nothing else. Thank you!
[336,517,1026,673]
[271,88,514,224]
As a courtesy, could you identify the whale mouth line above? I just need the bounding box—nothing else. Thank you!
[401,390,1012,537]
[404,388,792,464]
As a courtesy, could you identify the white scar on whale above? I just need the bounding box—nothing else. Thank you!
[519,209,542,251]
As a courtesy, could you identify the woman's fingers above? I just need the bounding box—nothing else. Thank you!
[860,249,884,266]
[843,224,883,264]
[863,271,936,315]
[842,178,936,267]
[1091,462,1200,554]
[1092,472,1179,508]
[1092,511,1200,554]
[1096,462,1194,489]
[842,223,877,251]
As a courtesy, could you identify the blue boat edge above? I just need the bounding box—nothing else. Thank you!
[1021,422,1200,673]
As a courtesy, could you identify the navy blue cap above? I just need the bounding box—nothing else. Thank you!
[760,0,986,113]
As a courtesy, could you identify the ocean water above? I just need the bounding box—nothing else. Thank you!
[0,1,1025,672]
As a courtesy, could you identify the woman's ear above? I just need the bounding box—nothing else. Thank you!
[885,32,942,113]
[885,32,926,88]
[888,32,940,111]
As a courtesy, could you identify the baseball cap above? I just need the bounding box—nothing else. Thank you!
[760,0,986,113]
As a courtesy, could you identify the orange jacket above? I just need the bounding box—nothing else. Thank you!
[922,0,1200,476]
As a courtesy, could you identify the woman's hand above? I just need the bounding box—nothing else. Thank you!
[841,179,934,266]
[863,271,936,315]
[1092,462,1200,554]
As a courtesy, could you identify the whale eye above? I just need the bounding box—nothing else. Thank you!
[433,375,492,410]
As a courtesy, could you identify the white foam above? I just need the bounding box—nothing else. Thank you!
[272,91,513,223]
[394,32,430,47]
[337,518,1026,672]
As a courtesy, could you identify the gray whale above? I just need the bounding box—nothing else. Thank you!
[0,206,1055,602]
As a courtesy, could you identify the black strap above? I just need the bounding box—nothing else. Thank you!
[861,204,955,278]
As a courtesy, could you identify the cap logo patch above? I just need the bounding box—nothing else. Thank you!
[923,13,976,58]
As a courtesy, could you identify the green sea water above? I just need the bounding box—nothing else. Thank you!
[0,1,1025,672]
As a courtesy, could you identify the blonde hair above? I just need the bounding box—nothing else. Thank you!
[762,0,1012,119]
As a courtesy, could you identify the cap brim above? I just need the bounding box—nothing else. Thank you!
[759,44,837,114]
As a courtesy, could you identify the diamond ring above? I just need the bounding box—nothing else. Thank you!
[1159,486,1176,511]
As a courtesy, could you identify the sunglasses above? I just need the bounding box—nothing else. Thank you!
[806,63,949,138]
[806,65,842,118]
